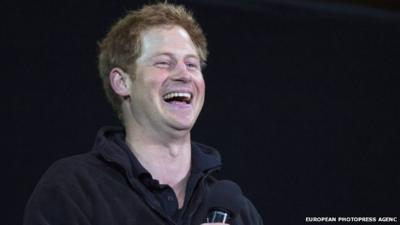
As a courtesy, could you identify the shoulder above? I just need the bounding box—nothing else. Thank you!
[31,152,107,197]
[43,153,99,179]
[238,196,264,225]
[25,153,106,210]
[203,179,264,225]
[24,154,100,224]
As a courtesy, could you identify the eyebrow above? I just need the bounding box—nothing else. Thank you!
[152,52,200,60]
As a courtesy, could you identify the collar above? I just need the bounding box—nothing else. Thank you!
[92,126,222,180]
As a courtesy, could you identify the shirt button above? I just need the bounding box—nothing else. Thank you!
[167,196,174,201]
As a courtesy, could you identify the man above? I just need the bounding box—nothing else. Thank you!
[24,3,263,225]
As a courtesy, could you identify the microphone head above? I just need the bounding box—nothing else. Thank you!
[205,180,244,219]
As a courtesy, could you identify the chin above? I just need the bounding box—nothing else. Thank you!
[168,120,195,132]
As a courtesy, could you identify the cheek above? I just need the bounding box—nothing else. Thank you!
[142,70,167,92]
[195,76,206,100]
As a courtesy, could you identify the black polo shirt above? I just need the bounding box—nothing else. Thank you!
[114,133,220,222]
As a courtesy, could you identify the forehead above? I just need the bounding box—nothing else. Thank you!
[139,25,198,57]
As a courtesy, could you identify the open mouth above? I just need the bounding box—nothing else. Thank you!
[163,92,192,104]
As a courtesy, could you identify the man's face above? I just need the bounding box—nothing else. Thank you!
[127,25,205,134]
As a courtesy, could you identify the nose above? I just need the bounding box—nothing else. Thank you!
[171,61,192,83]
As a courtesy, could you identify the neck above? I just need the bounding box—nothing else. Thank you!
[125,130,192,185]
[123,117,192,208]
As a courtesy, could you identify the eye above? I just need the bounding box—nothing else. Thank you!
[187,63,197,68]
[154,61,171,68]
[186,60,200,70]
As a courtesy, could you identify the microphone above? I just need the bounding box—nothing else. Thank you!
[205,180,244,223]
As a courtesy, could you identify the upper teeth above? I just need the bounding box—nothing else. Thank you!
[163,92,191,100]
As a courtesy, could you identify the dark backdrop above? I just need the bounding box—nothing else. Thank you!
[4,0,400,224]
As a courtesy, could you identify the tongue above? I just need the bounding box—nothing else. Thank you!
[170,100,187,105]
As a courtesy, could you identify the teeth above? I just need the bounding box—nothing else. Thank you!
[163,92,191,100]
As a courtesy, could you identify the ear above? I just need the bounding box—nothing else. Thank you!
[109,68,131,97]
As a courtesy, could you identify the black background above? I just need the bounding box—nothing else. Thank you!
[4,0,400,224]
